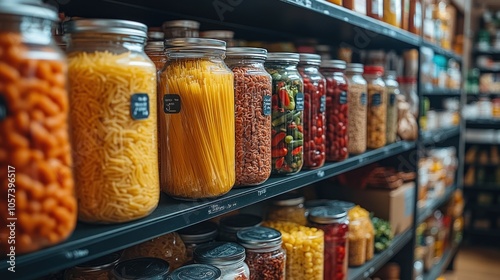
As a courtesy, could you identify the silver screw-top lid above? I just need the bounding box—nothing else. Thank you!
[226,47,267,59]
[346,63,364,73]
[65,19,148,38]
[167,264,221,280]
[271,192,305,206]
[266,52,300,63]
[308,206,347,224]
[194,242,246,266]
[162,20,200,29]
[178,221,218,244]
[148,30,164,41]
[164,38,226,52]
[145,41,164,51]
[0,0,57,21]
[112,257,170,280]
[299,53,321,65]
[236,226,282,249]
[321,59,347,69]
[329,200,356,211]
[200,30,234,39]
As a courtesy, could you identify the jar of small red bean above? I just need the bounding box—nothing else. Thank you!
[308,206,349,280]
[298,54,326,169]
[320,60,349,162]
[345,63,367,155]
[364,66,387,149]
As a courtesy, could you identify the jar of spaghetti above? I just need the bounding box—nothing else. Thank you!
[364,65,387,149]
[219,214,263,242]
[298,54,326,169]
[367,0,384,20]
[225,47,272,187]
[145,41,166,71]
[345,63,367,155]
[267,192,307,226]
[178,221,219,262]
[384,71,399,144]
[113,257,170,280]
[162,20,200,38]
[194,242,250,280]
[65,19,159,223]
[159,38,235,200]
[0,0,77,254]
[64,252,121,280]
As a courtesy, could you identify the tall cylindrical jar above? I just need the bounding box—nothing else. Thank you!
[321,60,349,162]
[265,53,304,175]
[194,242,250,280]
[345,64,367,155]
[364,66,387,149]
[0,0,77,254]
[226,47,272,186]
[384,71,400,144]
[298,54,327,169]
[159,38,235,200]
[65,19,159,223]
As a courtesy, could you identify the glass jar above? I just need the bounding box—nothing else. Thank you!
[66,19,159,223]
[121,232,187,270]
[201,30,235,47]
[225,47,272,186]
[267,192,307,226]
[493,98,500,118]
[344,0,367,14]
[167,264,222,280]
[308,206,349,280]
[178,221,219,263]
[364,66,387,149]
[145,41,166,71]
[345,63,368,155]
[0,0,77,254]
[367,0,384,20]
[64,252,121,280]
[298,54,326,169]
[162,20,200,38]
[321,60,349,161]
[384,71,400,144]
[237,227,286,280]
[112,257,170,280]
[409,0,423,35]
[399,77,419,118]
[327,0,343,5]
[159,38,235,200]
[346,217,367,267]
[383,0,401,27]
[194,242,250,280]
[265,53,304,175]
[219,214,263,242]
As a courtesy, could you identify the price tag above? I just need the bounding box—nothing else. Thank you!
[263,95,271,116]
[320,95,326,113]
[295,92,304,111]
[163,94,181,114]
[371,93,382,106]
[130,93,150,120]
[339,91,347,105]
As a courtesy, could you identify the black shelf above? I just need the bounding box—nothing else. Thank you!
[348,229,413,280]
[463,184,500,192]
[417,185,456,224]
[421,126,460,145]
[422,88,462,96]
[474,49,500,56]
[466,119,500,129]
[423,245,459,280]
[422,40,462,62]
[469,204,500,213]
[0,141,416,280]
[464,228,500,237]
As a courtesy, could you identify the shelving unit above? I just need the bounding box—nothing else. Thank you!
[423,245,459,280]
[422,88,462,96]
[417,185,457,224]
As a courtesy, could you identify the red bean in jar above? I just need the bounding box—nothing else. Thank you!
[308,206,349,280]
[320,60,349,162]
[298,54,326,169]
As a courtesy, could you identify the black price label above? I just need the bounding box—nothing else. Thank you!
[320,95,326,113]
[371,93,382,106]
[0,95,7,121]
[360,93,367,105]
[339,91,347,105]
[295,92,304,111]
[389,93,396,105]
[263,95,271,116]
[163,94,181,114]
[130,93,149,120]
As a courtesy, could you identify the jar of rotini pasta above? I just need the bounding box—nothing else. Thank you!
[159,38,235,200]
[65,19,160,223]
[0,0,77,255]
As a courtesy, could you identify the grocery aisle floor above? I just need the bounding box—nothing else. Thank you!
[442,245,500,280]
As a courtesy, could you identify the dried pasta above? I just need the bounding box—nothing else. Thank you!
[67,51,159,223]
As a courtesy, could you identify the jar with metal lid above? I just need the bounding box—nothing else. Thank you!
[0,0,77,255]
[162,20,200,38]
[298,53,327,169]
[367,0,384,20]
[201,30,235,47]
[345,63,367,155]
[178,221,219,262]
[64,252,121,280]
[148,29,164,41]
[237,227,286,280]
[384,71,400,144]
[194,242,250,280]
[112,257,170,280]
[321,60,349,161]
[159,38,235,200]
[65,19,159,223]
[167,264,222,280]
[225,47,272,187]
[267,192,307,226]
[364,65,387,149]
[308,206,349,280]
[219,214,263,242]
[145,41,166,71]
[265,53,304,175]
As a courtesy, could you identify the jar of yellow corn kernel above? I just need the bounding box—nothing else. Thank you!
[267,193,307,226]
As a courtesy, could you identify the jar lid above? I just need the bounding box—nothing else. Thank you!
[226,47,267,59]
[299,53,321,65]
[308,206,347,224]
[145,41,164,51]
[271,192,305,206]
[148,30,165,41]
[65,19,148,38]
[178,221,218,244]
[329,200,355,211]
[164,38,226,52]
[321,60,346,69]
[266,52,300,62]
[200,30,235,39]
[236,226,282,249]
[113,257,170,280]
[397,76,417,84]
[219,214,263,233]
[162,20,200,29]
[167,264,221,280]
[0,0,57,21]
[346,63,364,73]
[194,242,246,265]
[364,65,384,75]
[74,252,121,271]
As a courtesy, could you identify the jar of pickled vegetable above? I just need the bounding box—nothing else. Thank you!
[298,54,326,169]
[162,20,200,38]
[265,53,304,175]
[367,0,384,20]
[112,257,170,280]
[345,64,367,155]
[64,252,121,280]
[194,242,250,280]
[384,71,400,144]
[364,66,387,149]
[145,41,166,71]
[219,214,263,242]
[226,47,272,187]
[178,221,219,263]
[66,19,159,223]
[167,264,222,280]
[0,0,77,254]
[159,38,235,200]
[321,60,349,161]
[267,192,307,226]
[308,206,349,280]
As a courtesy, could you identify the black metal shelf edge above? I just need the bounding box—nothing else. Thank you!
[465,228,500,237]
[348,230,413,280]
[423,245,458,280]
[468,204,500,212]
[417,185,456,224]
[0,141,416,280]
[463,185,500,191]
[421,126,460,145]
[422,41,462,62]
[466,119,500,129]
[474,49,500,56]
[421,88,461,96]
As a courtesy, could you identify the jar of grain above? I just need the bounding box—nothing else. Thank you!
[364,66,387,149]
[384,71,400,144]
[345,63,368,155]
[267,192,307,226]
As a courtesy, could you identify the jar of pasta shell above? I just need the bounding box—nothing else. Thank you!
[159,38,235,200]
[65,19,159,223]
[0,0,77,255]
[64,252,121,280]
